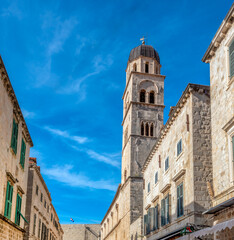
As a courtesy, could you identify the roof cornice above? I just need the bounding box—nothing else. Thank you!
[0,56,33,146]
[202,3,234,63]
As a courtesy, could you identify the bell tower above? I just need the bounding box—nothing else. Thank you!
[122,42,165,184]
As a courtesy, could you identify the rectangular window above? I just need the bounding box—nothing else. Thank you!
[161,195,170,226]
[155,172,158,184]
[4,181,13,219]
[41,193,43,202]
[15,193,22,225]
[177,139,182,156]
[38,219,41,238]
[144,213,149,235]
[33,214,37,235]
[20,139,26,168]
[165,157,169,171]
[229,40,234,78]
[177,183,184,217]
[36,185,39,195]
[11,119,18,154]
[154,204,159,230]
[148,182,150,193]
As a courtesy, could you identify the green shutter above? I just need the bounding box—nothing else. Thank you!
[11,119,18,154]
[20,139,26,168]
[230,40,234,78]
[165,195,170,224]
[154,204,158,230]
[161,198,165,226]
[144,214,148,235]
[15,194,22,225]
[4,181,13,219]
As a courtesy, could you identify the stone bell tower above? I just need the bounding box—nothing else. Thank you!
[121,41,165,224]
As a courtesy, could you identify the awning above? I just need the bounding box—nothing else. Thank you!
[178,219,234,239]
[203,197,234,214]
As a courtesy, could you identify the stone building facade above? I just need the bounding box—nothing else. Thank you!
[101,44,165,240]
[0,56,33,240]
[62,224,100,240]
[142,84,213,239]
[24,157,63,240]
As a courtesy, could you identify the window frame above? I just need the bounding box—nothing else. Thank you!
[11,118,18,154]
[177,139,182,156]
[15,193,22,226]
[177,182,184,218]
[165,157,169,172]
[20,138,26,169]
[155,172,158,184]
[4,181,13,219]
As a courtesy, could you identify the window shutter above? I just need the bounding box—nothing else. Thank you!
[148,208,155,232]
[144,214,148,235]
[165,195,170,224]
[230,40,234,78]
[180,184,184,216]
[20,139,26,168]
[177,186,180,217]
[161,199,165,226]
[154,205,159,230]
[232,136,234,162]
[11,119,18,154]
[15,194,22,225]
[4,182,13,219]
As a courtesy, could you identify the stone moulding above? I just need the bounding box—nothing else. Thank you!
[172,169,186,182]
[151,195,159,203]
[160,184,171,194]
[6,171,17,184]
[145,204,151,210]
[17,185,25,195]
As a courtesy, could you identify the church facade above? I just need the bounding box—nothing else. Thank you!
[101,3,234,240]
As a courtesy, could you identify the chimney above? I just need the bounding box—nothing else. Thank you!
[29,157,37,166]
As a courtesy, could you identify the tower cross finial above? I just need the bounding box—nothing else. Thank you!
[140,36,146,45]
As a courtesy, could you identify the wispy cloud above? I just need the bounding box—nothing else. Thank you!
[42,165,118,191]
[1,2,23,19]
[87,150,120,167]
[22,109,36,119]
[44,126,88,144]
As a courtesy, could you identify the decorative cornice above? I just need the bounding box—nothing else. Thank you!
[6,171,17,184]
[222,116,234,132]
[0,56,33,146]
[145,204,151,210]
[202,3,234,63]
[17,185,25,195]
[151,195,159,203]
[142,84,210,173]
[0,213,26,232]
[160,184,171,194]
[172,169,186,182]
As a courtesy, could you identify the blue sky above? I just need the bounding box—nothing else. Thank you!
[0,0,232,224]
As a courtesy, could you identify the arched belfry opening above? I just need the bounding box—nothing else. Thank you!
[149,91,155,104]
[145,62,149,73]
[141,122,144,136]
[145,123,149,136]
[140,90,146,102]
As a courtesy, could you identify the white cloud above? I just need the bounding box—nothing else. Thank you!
[44,126,88,144]
[87,150,120,168]
[22,109,36,119]
[1,2,22,19]
[42,165,118,191]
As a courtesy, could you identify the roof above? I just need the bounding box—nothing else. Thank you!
[128,44,160,63]
[62,224,100,240]
[0,56,33,146]
[203,197,234,214]
[202,3,234,63]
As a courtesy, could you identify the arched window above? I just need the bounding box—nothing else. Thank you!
[145,123,149,136]
[149,91,155,104]
[133,63,137,72]
[150,123,154,137]
[141,122,144,136]
[145,62,149,73]
[140,90,146,102]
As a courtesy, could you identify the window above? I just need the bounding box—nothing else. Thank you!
[47,205,49,213]
[140,90,146,102]
[177,139,182,156]
[4,181,13,219]
[145,123,149,136]
[149,91,155,104]
[161,194,170,226]
[145,63,149,73]
[33,214,37,235]
[165,157,169,171]
[155,172,158,184]
[133,63,137,72]
[20,139,26,168]
[44,200,47,208]
[38,219,41,238]
[11,119,18,154]
[154,204,159,230]
[141,122,144,136]
[36,185,39,195]
[148,182,150,193]
[51,213,53,222]
[177,183,184,218]
[150,123,154,137]
[15,194,22,225]
[144,205,159,236]
[229,39,234,78]
[41,193,43,202]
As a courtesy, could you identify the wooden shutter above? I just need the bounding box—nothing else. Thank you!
[20,139,26,168]
[148,208,155,232]
[232,136,234,162]
[144,214,148,235]
[165,195,170,224]
[230,40,234,78]
[161,198,165,226]
[15,194,22,225]
[177,185,180,217]
[154,205,159,230]
[4,182,13,219]
[11,119,18,154]
[180,183,184,216]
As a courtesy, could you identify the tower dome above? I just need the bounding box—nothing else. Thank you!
[128,44,160,64]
